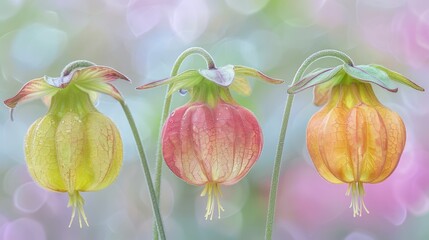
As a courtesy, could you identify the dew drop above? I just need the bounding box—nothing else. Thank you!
[179,89,188,96]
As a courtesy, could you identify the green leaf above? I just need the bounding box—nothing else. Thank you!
[371,64,425,91]
[343,64,398,92]
[287,65,343,94]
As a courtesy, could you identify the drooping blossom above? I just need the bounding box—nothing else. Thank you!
[288,63,424,216]
[4,61,128,227]
[138,64,283,219]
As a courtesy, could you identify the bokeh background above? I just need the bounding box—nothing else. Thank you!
[1,0,429,239]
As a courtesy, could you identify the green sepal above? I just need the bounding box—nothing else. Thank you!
[287,66,343,94]
[43,67,129,102]
[371,64,425,91]
[232,65,283,96]
[137,70,203,96]
[234,66,284,85]
[229,76,252,96]
[343,64,398,92]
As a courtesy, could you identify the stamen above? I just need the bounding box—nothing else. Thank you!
[346,182,369,217]
[68,191,89,228]
[200,182,225,220]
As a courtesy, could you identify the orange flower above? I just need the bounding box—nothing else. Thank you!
[289,64,424,216]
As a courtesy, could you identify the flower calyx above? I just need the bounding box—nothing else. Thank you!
[137,65,283,107]
[4,60,130,119]
[288,63,424,106]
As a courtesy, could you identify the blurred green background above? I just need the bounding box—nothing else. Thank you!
[1,0,429,239]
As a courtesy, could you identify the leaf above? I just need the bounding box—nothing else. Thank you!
[288,66,343,94]
[343,64,398,92]
[371,64,424,91]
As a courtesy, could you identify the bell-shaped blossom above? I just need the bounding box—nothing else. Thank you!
[138,64,283,219]
[288,63,424,217]
[4,61,129,227]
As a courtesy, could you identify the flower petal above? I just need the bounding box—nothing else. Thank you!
[199,65,235,87]
[234,66,284,84]
[343,64,398,92]
[371,64,425,91]
[4,77,58,109]
[288,66,343,94]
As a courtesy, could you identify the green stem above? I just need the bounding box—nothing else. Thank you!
[264,49,354,240]
[153,47,216,240]
[119,100,166,240]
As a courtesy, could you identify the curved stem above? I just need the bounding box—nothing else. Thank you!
[153,47,216,240]
[264,49,354,240]
[119,100,166,240]
[61,60,95,77]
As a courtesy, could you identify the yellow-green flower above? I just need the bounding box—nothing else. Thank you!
[4,61,128,227]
